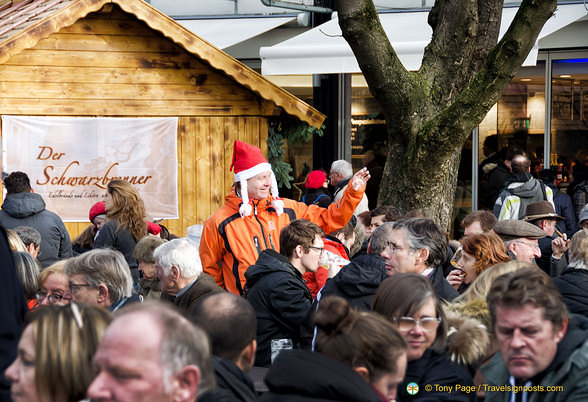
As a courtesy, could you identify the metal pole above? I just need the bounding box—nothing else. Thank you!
[544,53,552,169]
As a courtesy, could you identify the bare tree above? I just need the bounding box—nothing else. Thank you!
[335,0,557,228]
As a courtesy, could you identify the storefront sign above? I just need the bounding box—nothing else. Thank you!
[2,116,178,221]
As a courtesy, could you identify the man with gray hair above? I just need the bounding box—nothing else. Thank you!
[13,225,41,258]
[64,248,139,312]
[382,218,459,301]
[88,301,215,402]
[329,160,369,215]
[155,238,224,316]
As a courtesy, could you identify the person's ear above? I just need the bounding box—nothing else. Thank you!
[170,266,179,280]
[26,243,36,255]
[353,366,370,383]
[169,365,201,402]
[554,317,568,344]
[335,232,346,244]
[416,248,429,265]
[97,284,109,304]
[237,340,257,371]
[294,245,305,259]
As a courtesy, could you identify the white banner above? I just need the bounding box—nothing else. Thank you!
[2,116,178,222]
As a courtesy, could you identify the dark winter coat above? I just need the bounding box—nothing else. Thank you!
[161,273,224,317]
[553,268,588,319]
[0,227,27,400]
[259,350,386,402]
[302,188,332,208]
[428,265,460,302]
[94,220,141,283]
[399,349,476,402]
[0,192,72,267]
[200,356,257,402]
[244,249,313,367]
[487,161,511,209]
[546,183,578,236]
[317,253,388,311]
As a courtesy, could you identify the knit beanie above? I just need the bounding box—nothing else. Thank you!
[231,140,283,217]
[305,170,327,189]
[89,201,106,223]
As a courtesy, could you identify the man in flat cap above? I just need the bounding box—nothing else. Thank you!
[493,219,566,276]
[493,219,545,264]
[523,201,570,276]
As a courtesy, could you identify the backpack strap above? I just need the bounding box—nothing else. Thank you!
[312,194,327,205]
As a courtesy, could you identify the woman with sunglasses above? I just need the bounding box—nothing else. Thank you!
[373,273,487,401]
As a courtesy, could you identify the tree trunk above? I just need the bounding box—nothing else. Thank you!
[335,0,558,230]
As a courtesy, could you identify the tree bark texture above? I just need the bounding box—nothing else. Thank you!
[335,0,557,229]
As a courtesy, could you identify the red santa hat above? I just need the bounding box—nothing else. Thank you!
[230,140,283,217]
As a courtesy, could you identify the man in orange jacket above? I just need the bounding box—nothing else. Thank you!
[200,140,370,295]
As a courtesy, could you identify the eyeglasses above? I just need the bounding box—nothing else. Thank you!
[393,316,441,332]
[309,246,324,255]
[386,242,413,254]
[69,282,94,293]
[513,240,540,251]
[35,290,70,304]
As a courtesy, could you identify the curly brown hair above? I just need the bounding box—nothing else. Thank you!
[106,180,148,241]
[460,232,510,275]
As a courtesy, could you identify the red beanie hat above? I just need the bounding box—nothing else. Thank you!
[89,201,106,223]
[230,140,283,217]
[305,170,327,189]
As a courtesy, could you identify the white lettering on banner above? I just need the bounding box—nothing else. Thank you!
[2,116,178,222]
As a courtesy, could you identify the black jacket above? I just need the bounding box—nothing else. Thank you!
[399,349,475,402]
[200,356,257,402]
[317,253,388,311]
[259,350,385,402]
[428,266,459,302]
[303,188,332,208]
[0,192,72,268]
[0,227,27,400]
[553,268,588,319]
[244,250,312,367]
[94,220,140,283]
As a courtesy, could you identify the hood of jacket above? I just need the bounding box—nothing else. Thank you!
[244,249,300,288]
[264,350,383,402]
[505,174,544,199]
[1,192,46,219]
[332,254,388,298]
[444,308,490,367]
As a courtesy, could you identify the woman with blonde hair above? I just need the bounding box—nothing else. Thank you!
[447,232,511,293]
[95,179,148,286]
[36,261,71,307]
[553,230,588,318]
[5,303,112,401]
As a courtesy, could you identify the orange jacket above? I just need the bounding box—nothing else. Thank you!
[200,184,365,295]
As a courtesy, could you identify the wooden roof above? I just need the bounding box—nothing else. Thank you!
[0,0,325,128]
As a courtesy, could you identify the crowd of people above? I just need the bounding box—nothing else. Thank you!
[2,139,588,402]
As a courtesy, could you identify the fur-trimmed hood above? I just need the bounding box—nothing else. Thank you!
[444,307,490,367]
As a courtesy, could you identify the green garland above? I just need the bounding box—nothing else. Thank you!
[268,118,324,189]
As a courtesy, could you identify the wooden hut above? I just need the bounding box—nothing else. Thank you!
[0,0,324,238]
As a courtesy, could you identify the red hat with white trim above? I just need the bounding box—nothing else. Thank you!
[230,140,283,217]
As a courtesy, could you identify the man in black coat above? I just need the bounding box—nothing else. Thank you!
[382,218,459,301]
[192,293,258,402]
[244,219,325,367]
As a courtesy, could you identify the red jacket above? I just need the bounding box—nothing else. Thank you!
[200,184,364,295]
